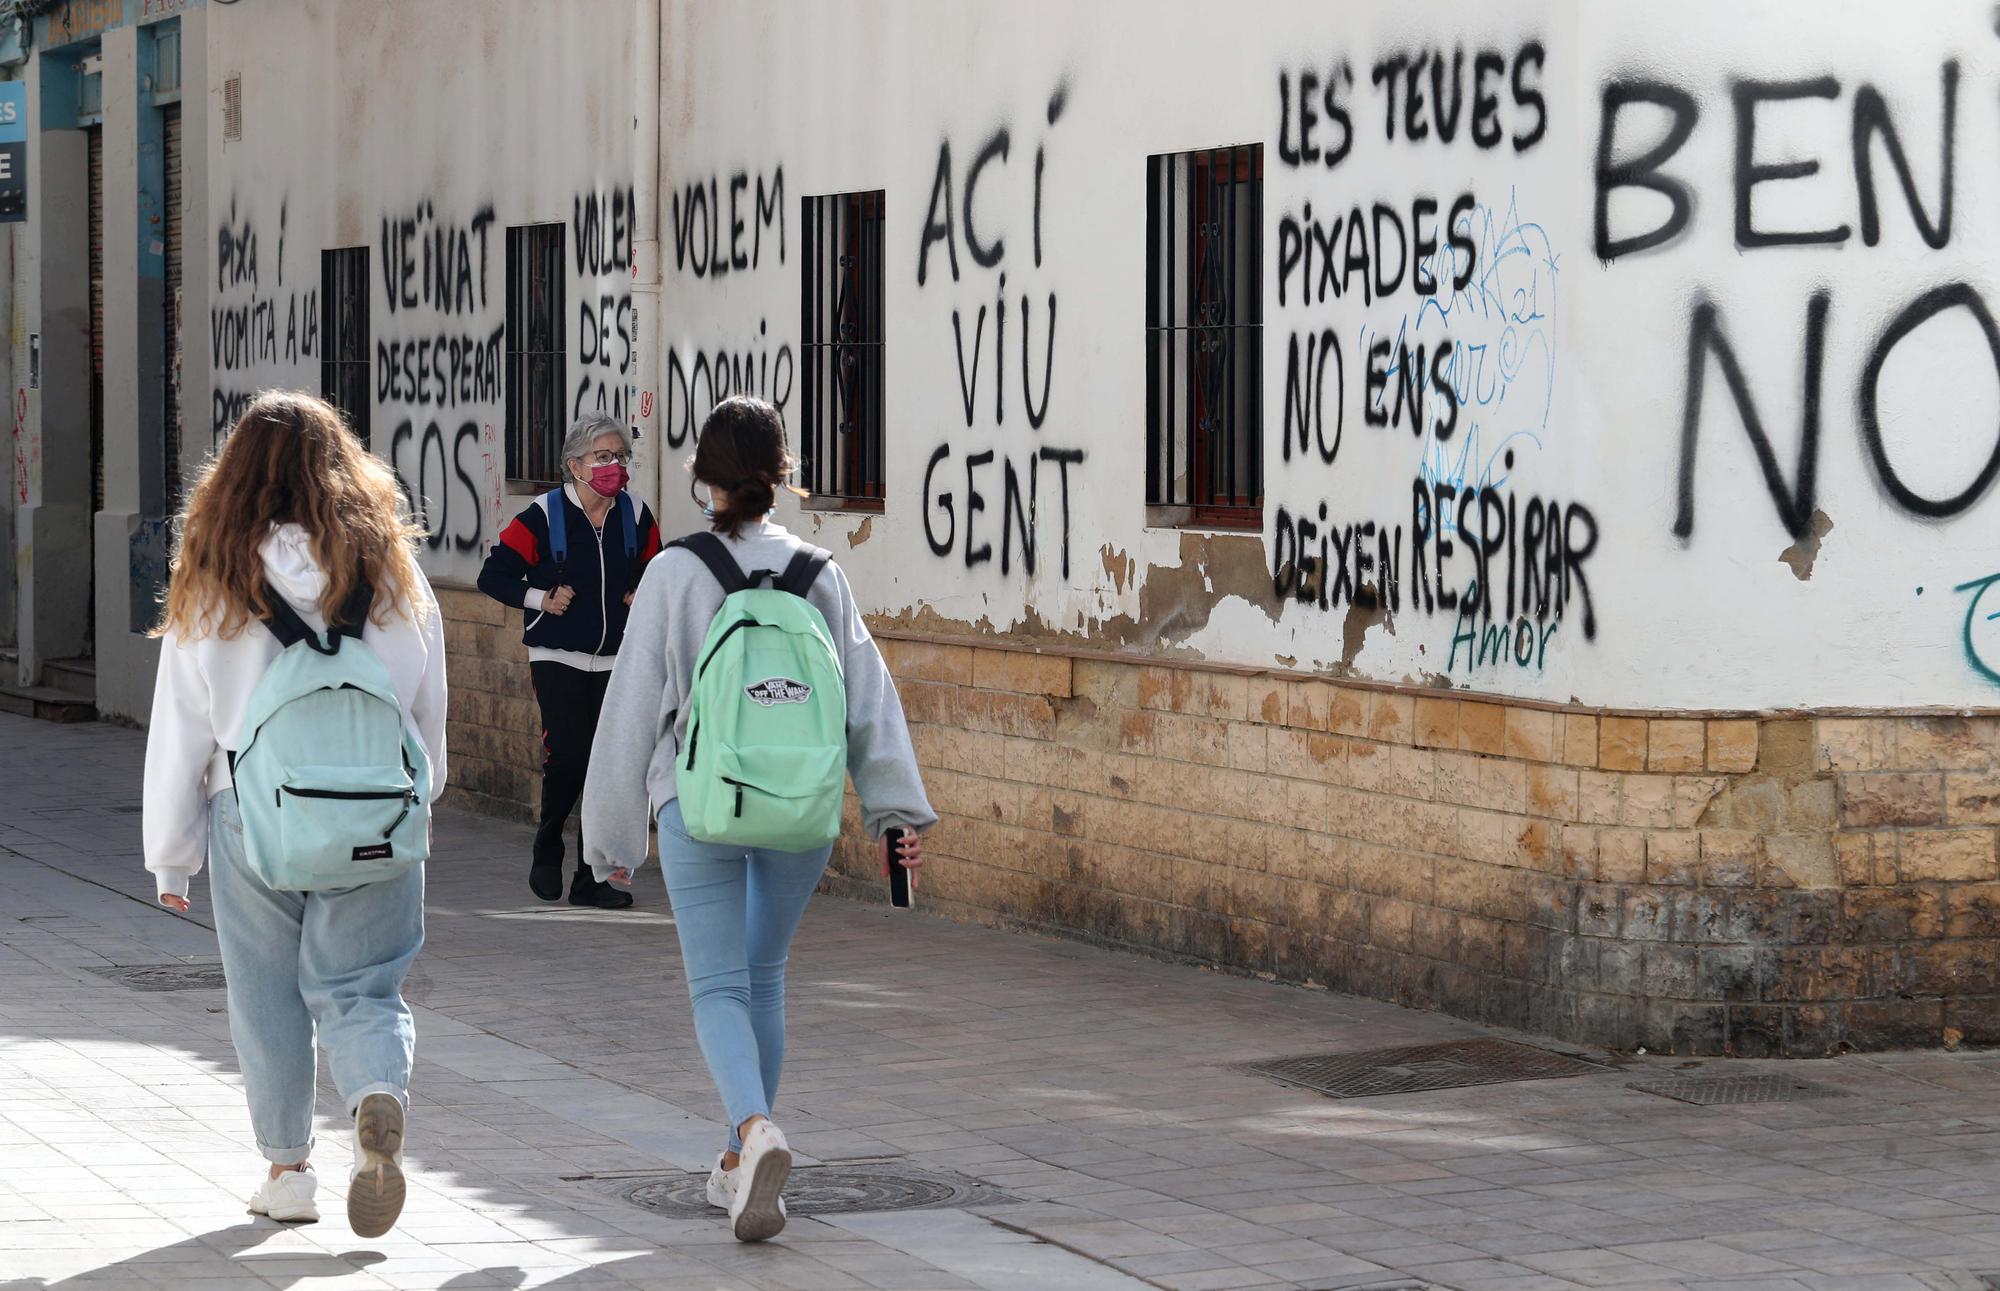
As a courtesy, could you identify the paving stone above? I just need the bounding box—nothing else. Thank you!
[6,713,2000,1290]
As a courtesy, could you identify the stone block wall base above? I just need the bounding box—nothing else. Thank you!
[436,587,2000,1056]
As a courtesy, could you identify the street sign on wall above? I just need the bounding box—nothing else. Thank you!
[0,82,23,223]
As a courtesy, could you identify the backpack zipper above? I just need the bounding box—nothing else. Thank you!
[276,785,418,837]
[721,777,745,817]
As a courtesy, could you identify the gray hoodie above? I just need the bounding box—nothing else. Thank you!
[581,517,936,879]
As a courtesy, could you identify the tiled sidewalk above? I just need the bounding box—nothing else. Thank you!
[3,712,2000,1291]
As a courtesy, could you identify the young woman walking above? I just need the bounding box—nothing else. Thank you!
[144,391,446,1236]
[583,396,935,1242]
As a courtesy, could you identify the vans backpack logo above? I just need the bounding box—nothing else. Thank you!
[745,677,813,707]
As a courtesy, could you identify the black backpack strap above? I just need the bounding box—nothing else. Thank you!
[260,580,337,656]
[667,532,750,595]
[330,576,375,641]
[778,545,831,599]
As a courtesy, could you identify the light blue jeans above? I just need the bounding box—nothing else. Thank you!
[658,798,833,1152]
[206,791,425,1164]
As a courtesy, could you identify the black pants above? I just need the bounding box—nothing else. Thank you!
[530,661,611,874]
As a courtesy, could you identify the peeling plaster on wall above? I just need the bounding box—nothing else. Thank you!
[1779,510,1835,582]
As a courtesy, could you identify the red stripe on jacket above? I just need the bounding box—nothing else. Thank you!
[499,517,541,565]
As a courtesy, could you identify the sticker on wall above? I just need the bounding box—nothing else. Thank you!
[0,82,25,224]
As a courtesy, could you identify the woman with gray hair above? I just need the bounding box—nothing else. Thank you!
[478,413,662,908]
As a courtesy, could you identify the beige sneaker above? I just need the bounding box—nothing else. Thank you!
[248,1166,319,1223]
[728,1121,792,1242]
[347,1093,406,1238]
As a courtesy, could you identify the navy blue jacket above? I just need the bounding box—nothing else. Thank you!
[477,488,662,660]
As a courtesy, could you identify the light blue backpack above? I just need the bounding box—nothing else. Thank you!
[229,578,432,891]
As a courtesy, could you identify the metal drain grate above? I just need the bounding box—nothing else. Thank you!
[1626,1073,1850,1106]
[609,1164,1011,1218]
[1251,1039,1608,1099]
[89,963,228,992]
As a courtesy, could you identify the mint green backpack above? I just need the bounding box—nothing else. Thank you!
[230,578,432,891]
[670,533,847,851]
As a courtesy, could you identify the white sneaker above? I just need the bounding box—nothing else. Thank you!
[705,1152,738,1210]
[729,1121,792,1242]
[248,1166,319,1223]
[348,1093,407,1239]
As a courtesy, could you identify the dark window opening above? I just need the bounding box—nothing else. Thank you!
[800,190,885,509]
[1146,144,1263,529]
[320,247,370,449]
[505,223,566,487]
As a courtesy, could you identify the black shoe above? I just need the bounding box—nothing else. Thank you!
[569,871,634,909]
[529,861,564,902]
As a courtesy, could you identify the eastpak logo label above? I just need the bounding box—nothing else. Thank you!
[745,677,812,706]
[352,843,395,862]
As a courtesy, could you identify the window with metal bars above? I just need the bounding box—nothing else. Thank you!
[504,224,566,486]
[1146,144,1263,529]
[800,190,885,509]
[320,247,370,448]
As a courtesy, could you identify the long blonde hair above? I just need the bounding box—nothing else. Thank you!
[155,391,430,640]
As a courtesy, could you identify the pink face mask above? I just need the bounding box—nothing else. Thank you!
[586,462,629,498]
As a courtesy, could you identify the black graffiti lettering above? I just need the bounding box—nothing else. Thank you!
[1512,40,1547,151]
[923,444,954,555]
[1412,197,1439,295]
[1594,80,1698,260]
[672,168,783,279]
[217,201,257,292]
[964,128,1011,270]
[1402,52,1430,143]
[963,449,994,567]
[1271,507,1299,600]
[1471,51,1506,148]
[450,422,481,552]
[952,306,985,427]
[755,169,785,267]
[1365,338,1392,428]
[1447,193,1476,290]
[574,186,636,275]
[728,173,752,271]
[379,202,493,317]
[390,418,484,551]
[918,142,959,287]
[1410,481,1432,613]
[1039,447,1083,580]
[1001,454,1035,575]
[1734,78,1851,249]
[1021,293,1056,429]
[1286,70,1319,165]
[1283,328,1341,464]
[1277,217,1301,306]
[1563,503,1598,640]
[663,331,795,448]
[1859,282,2000,518]
[1430,48,1465,143]
[1372,203,1407,299]
[1371,54,1409,141]
[1430,340,1459,440]
[212,388,254,438]
[1434,483,1457,611]
[375,326,505,411]
[1674,291,1828,541]
[1854,60,1957,249]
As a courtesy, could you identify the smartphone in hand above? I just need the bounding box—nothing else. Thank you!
[884,828,914,910]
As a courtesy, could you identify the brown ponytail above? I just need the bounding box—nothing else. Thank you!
[691,396,796,538]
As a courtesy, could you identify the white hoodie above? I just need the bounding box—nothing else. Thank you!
[142,524,448,899]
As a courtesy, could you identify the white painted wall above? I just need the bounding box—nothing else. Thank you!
[205,0,636,584]
[652,0,2000,711]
